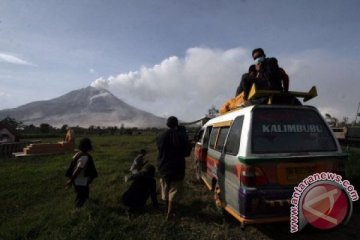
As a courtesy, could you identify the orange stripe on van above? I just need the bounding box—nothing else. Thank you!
[224,206,289,225]
[206,155,219,178]
[201,176,212,190]
[234,164,242,179]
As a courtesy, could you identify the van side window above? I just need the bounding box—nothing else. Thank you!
[215,127,230,151]
[225,116,244,155]
[195,129,204,142]
[209,127,218,149]
[203,126,212,149]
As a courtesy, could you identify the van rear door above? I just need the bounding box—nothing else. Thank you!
[251,107,338,154]
[245,106,346,187]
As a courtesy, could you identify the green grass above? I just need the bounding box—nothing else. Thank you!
[1,134,360,240]
[0,134,228,240]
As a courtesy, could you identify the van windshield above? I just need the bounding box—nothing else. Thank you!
[252,108,338,153]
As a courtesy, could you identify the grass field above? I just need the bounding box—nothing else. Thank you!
[1,134,360,240]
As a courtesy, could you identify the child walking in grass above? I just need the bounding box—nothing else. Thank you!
[66,138,98,208]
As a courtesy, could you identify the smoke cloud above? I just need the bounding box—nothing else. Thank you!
[91,47,360,122]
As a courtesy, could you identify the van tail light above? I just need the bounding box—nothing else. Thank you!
[240,165,268,187]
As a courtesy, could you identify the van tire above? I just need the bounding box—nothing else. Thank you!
[214,186,233,223]
[214,185,223,211]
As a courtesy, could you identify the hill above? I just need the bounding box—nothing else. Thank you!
[0,86,166,128]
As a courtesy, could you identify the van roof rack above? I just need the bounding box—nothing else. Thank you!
[248,85,317,104]
[219,85,318,116]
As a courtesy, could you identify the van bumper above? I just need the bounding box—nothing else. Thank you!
[238,187,293,220]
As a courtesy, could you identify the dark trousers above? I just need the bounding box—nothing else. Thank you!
[74,185,89,208]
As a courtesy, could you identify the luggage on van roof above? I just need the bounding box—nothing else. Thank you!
[219,84,317,115]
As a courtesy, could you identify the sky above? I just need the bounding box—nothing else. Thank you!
[1,0,360,123]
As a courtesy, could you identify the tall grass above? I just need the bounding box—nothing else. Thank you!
[1,134,359,240]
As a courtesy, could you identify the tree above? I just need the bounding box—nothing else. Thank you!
[88,125,95,134]
[120,123,125,134]
[108,126,118,135]
[60,124,68,133]
[24,124,37,133]
[39,123,51,133]
[0,116,19,129]
[341,117,349,126]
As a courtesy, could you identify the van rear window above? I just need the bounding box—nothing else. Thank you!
[252,108,337,153]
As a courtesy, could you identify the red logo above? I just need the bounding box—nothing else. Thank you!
[301,183,349,230]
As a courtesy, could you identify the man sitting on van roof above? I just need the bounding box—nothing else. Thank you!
[221,48,292,114]
[251,48,289,93]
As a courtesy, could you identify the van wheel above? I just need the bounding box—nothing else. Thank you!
[214,185,223,211]
[213,184,246,228]
[214,187,231,222]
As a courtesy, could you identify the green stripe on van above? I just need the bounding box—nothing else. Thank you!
[238,153,348,164]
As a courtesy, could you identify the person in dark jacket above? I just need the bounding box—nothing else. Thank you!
[235,64,258,98]
[252,48,289,92]
[157,116,188,220]
[121,164,158,212]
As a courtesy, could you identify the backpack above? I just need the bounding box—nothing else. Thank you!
[65,152,98,180]
[65,153,79,178]
[262,57,283,91]
[84,155,98,180]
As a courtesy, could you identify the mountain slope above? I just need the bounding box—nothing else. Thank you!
[0,86,166,128]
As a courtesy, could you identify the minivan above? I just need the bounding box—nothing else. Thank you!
[194,104,347,226]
